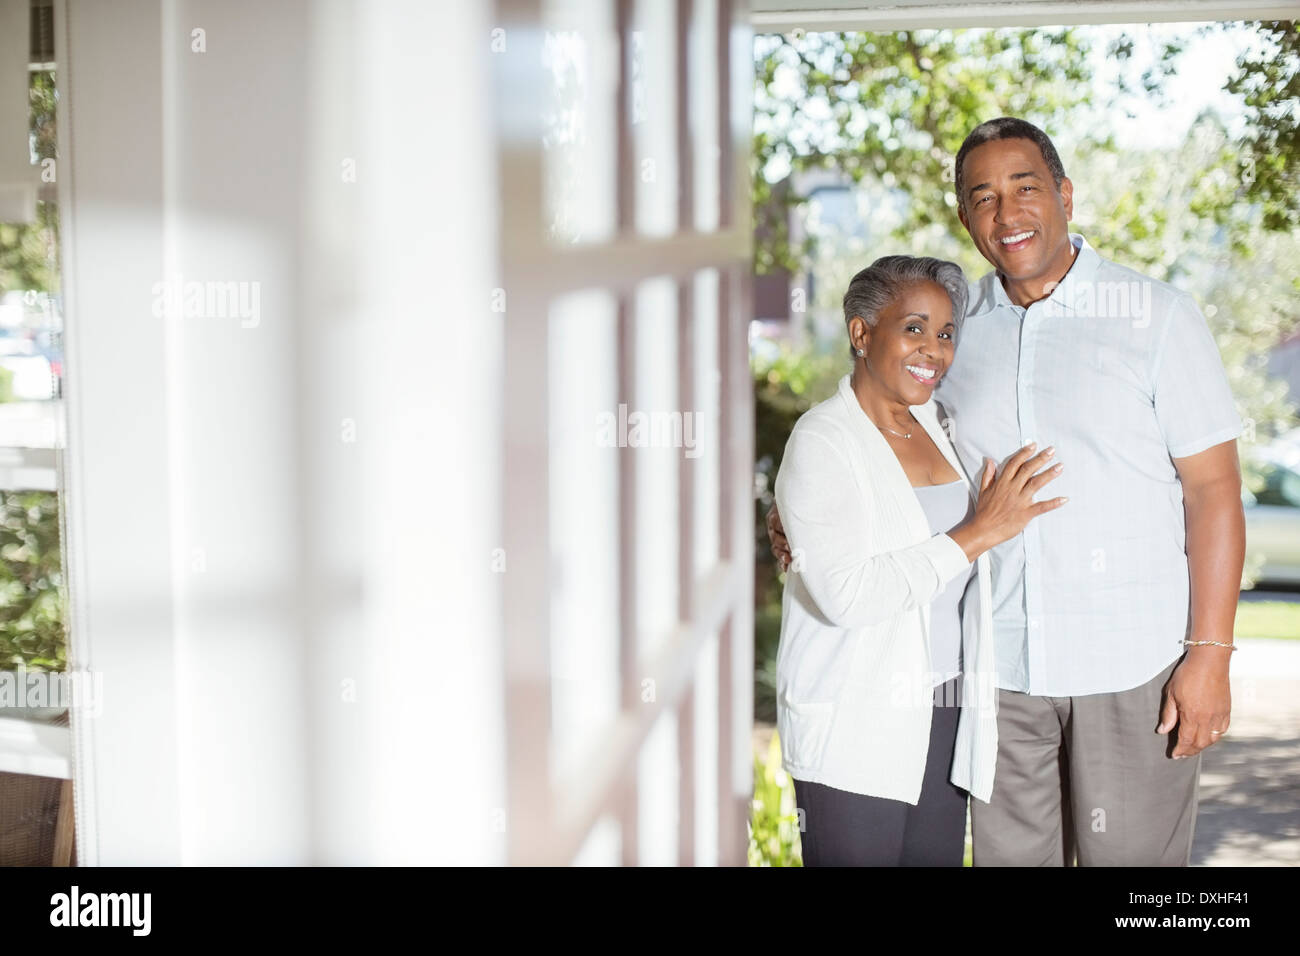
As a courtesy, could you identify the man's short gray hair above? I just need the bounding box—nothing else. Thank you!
[842,255,969,357]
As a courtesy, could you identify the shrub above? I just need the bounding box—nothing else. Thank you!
[0,490,65,671]
[747,731,803,866]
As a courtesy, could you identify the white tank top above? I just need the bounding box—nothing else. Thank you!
[913,479,974,687]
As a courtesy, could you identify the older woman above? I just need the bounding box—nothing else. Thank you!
[772,255,1065,866]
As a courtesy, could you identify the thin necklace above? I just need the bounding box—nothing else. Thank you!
[876,421,912,439]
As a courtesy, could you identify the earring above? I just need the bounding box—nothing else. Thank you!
[855,348,865,357]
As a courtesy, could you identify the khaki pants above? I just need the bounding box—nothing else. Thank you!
[971,657,1201,866]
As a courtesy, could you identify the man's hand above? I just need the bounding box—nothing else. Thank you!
[766,502,792,572]
[1157,648,1232,758]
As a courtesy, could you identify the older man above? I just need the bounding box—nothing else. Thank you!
[768,117,1244,866]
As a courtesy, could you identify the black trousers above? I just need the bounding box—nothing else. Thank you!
[793,678,968,866]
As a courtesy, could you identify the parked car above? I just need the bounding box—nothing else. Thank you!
[1244,440,1300,586]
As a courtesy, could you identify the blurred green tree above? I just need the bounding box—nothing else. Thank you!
[0,491,65,671]
[0,70,58,296]
[1227,20,1299,233]
[753,28,1099,276]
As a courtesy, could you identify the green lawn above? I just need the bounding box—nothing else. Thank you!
[1235,600,1300,640]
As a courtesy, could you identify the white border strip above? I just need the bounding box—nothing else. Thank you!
[752,2,1300,31]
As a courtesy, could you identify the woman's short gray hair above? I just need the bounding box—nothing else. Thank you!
[842,255,969,357]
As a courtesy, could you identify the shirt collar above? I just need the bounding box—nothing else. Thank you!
[967,233,1099,318]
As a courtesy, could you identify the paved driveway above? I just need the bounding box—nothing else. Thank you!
[1192,638,1300,866]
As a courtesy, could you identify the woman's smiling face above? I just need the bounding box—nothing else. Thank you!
[852,280,956,404]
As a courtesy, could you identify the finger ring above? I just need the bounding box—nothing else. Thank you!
[1210,729,1225,735]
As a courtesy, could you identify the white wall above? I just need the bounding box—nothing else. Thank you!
[58,0,504,865]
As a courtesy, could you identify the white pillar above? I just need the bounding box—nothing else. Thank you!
[58,0,504,865]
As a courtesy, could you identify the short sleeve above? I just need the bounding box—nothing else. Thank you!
[1152,293,1242,459]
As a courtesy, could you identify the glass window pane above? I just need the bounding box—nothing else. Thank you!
[634,277,679,662]
[692,268,720,577]
[542,0,618,246]
[548,289,620,783]
[631,0,678,237]
[689,0,720,232]
[636,708,678,866]
[693,630,719,867]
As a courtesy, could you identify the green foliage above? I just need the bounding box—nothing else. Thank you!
[1227,21,1300,233]
[747,731,803,866]
[753,28,1098,274]
[0,207,57,297]
[0,70,58,297]
[0,491,66,672]
[1069,117,1300,458]
[30,70,56,163]
[1235,601,1300,640]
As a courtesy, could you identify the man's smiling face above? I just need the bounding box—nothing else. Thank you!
[957,137,1076,303]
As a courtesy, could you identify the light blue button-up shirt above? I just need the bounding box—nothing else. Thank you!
[936,234,1242,697]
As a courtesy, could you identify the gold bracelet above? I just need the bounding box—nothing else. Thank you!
[1181,639,1238,651]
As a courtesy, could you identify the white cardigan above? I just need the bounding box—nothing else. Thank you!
[773,374,998,804]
